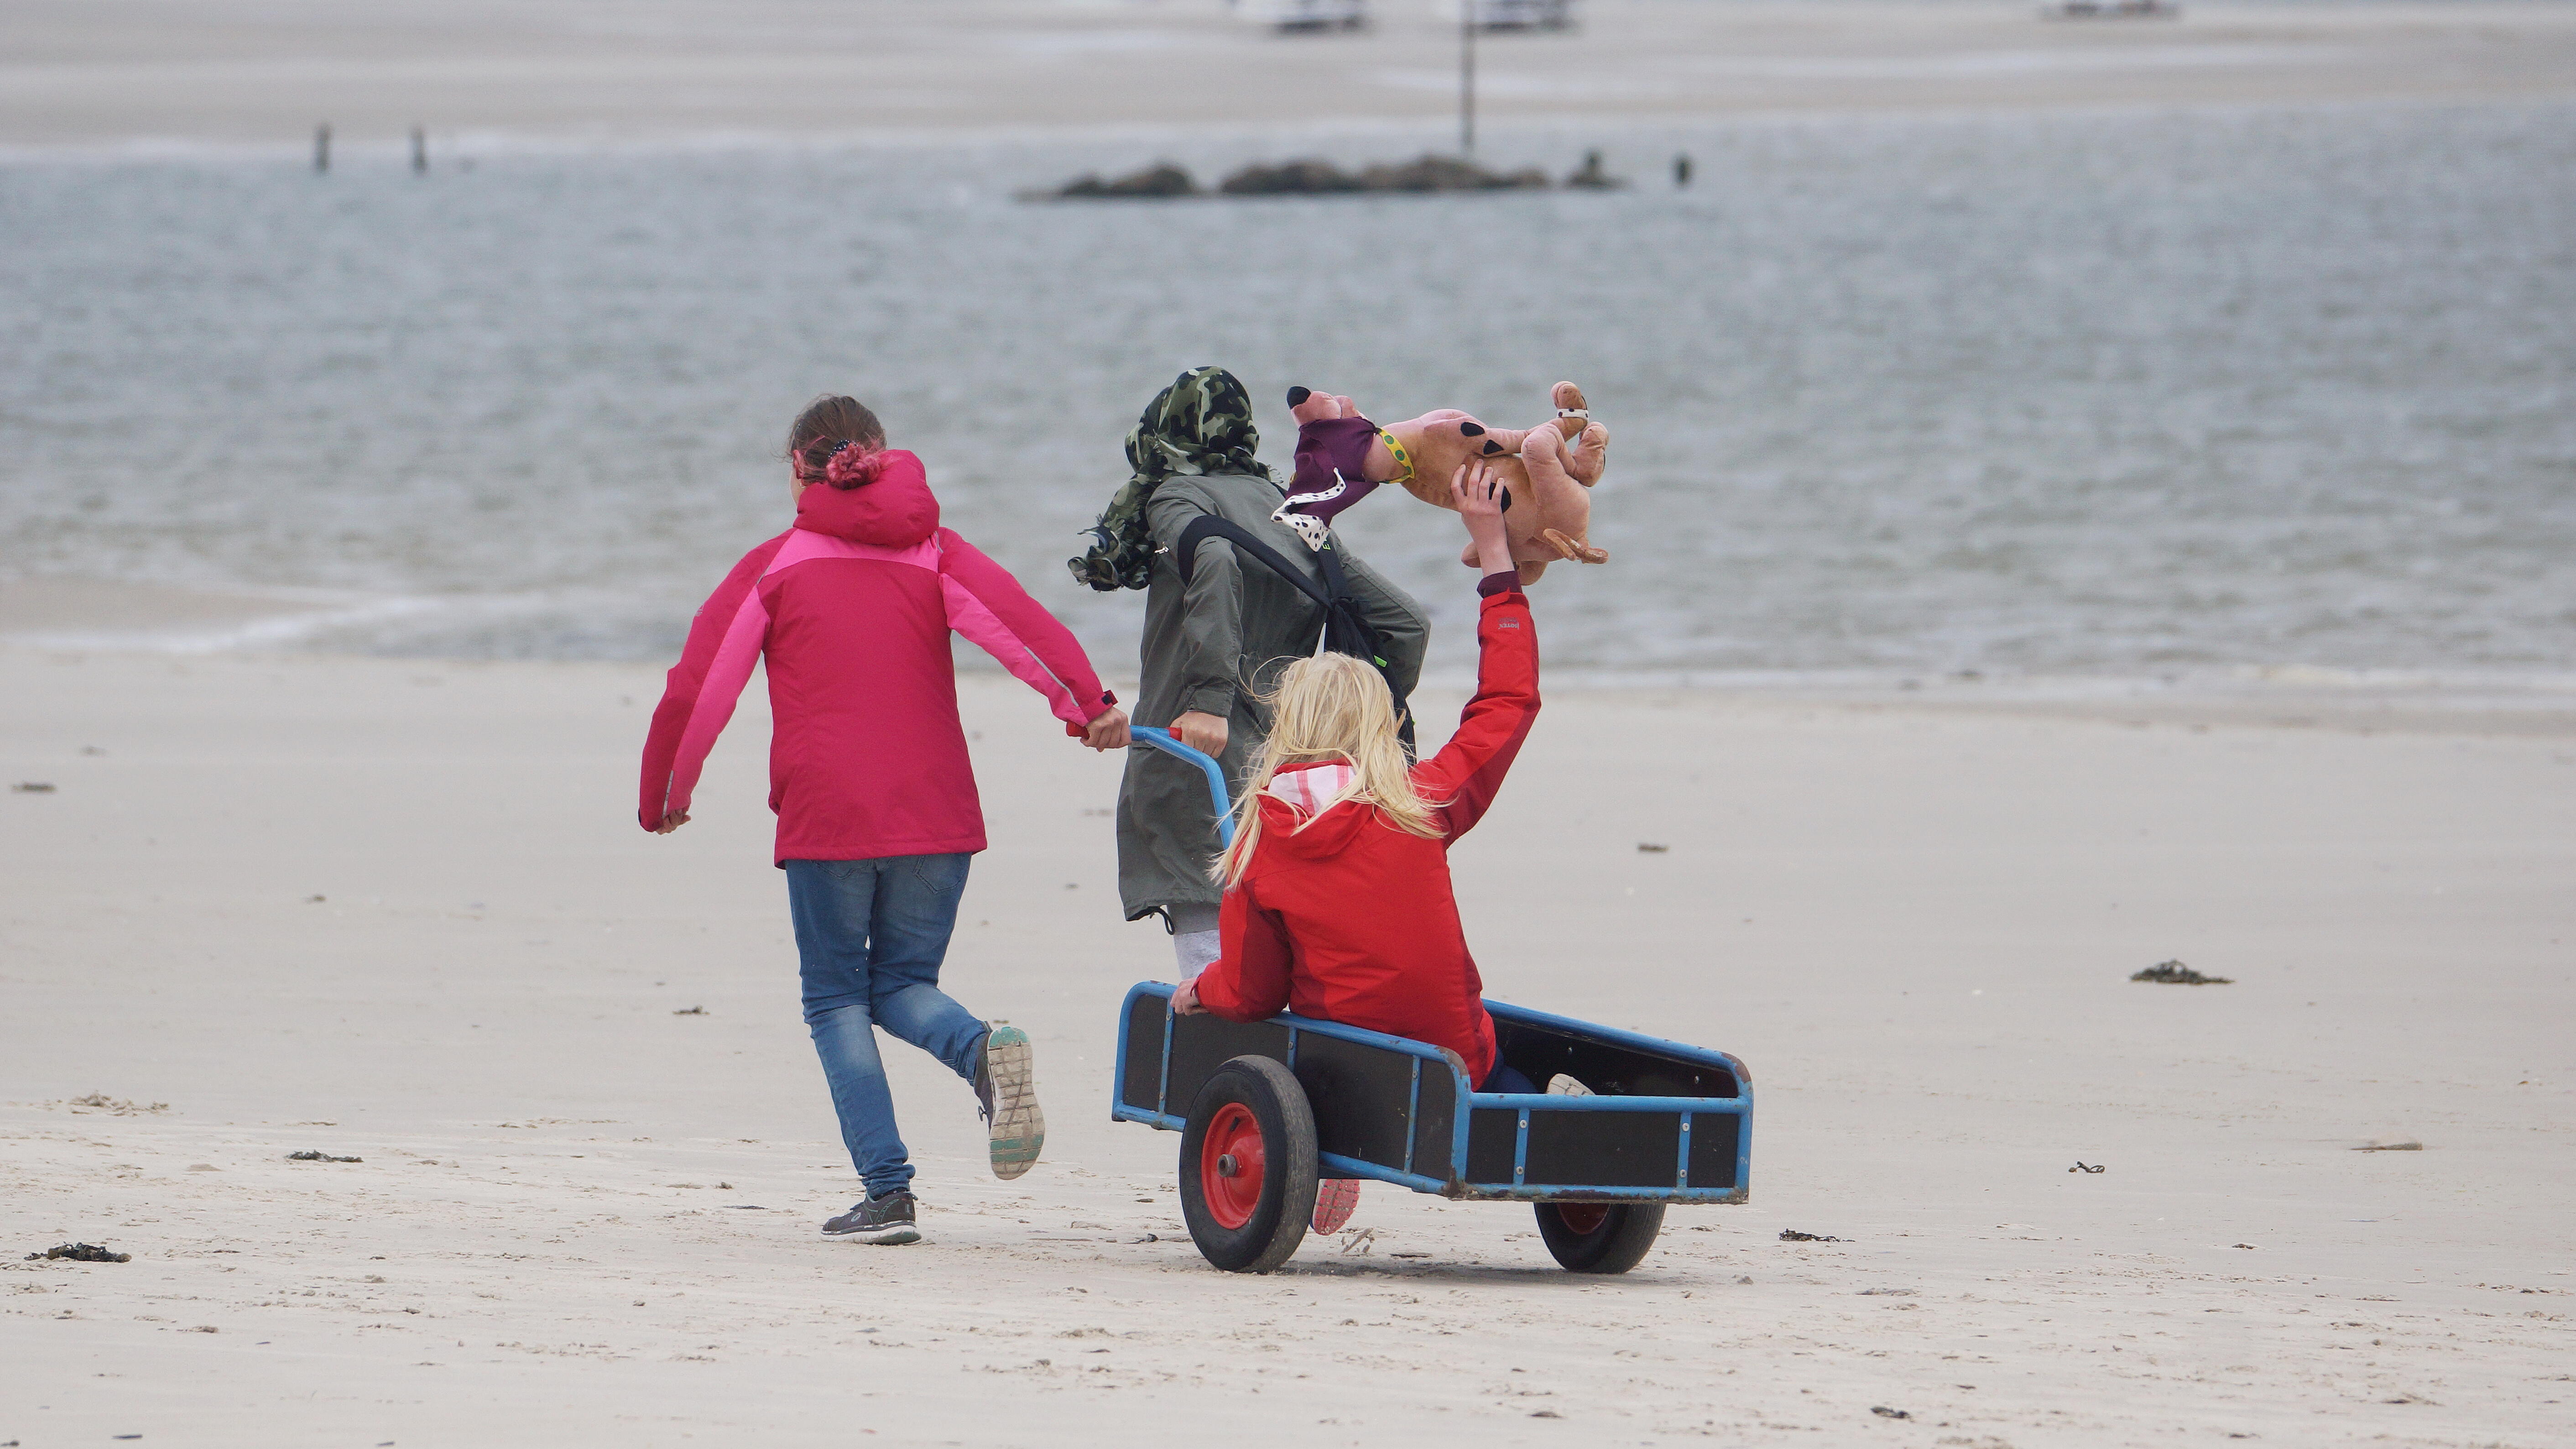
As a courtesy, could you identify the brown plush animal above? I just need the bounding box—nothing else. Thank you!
[1275,382,1609,582]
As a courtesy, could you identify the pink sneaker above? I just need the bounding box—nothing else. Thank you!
[1313,1177,1361,1235]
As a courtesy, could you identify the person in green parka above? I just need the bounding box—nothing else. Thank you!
[1070,366,1429,978]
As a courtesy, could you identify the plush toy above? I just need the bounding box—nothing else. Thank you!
[1273,382,1610,581]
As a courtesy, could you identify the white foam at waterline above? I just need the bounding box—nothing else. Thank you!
[1,594,451,656]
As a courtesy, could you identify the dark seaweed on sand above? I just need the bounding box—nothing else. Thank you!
[27,1242,129,1262]
[2132,960,2231,985]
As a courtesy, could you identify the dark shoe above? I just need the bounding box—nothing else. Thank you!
[972,1031,995,1121]
[975,1022,1043,1181]
[822,1190,920,1245]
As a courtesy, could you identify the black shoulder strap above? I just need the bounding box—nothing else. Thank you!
[1307,534,1362,622]
[1171,515,1330,607]
[1170,513,1416,753]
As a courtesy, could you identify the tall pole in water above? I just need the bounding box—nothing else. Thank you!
[313,123,330,174]
[1460,1,1476,158]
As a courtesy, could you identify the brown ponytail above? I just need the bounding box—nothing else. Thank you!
[786,395,887,488]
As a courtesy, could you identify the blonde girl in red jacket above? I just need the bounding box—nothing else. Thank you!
[1171,461,1541,1226]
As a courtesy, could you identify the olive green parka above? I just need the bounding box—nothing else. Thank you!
[1114,471,1428,921]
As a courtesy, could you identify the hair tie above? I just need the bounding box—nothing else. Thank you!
[822,439,883,489]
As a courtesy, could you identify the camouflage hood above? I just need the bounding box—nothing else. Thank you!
[1068,366,1271,591]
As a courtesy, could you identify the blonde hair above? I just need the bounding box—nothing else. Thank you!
[1213,654,1442,888]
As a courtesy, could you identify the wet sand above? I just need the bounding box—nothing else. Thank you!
[2,642,2569,1444]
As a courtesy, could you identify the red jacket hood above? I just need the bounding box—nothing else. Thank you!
[1255,769,1377,858]
[793,449,939,548]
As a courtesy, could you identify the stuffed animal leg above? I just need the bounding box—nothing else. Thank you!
[1271,387,1399,549]
[1523,422,1612,565]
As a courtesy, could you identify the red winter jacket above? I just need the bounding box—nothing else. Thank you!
[638,450,1116,864]
[1192,579,1538,1085]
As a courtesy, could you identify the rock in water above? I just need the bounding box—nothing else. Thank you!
[1563,150,1625,189]
[1219,159,1362,195]
[1353,155,1549,193]
[1044,155,1549,201]
[1051,164,1199,200]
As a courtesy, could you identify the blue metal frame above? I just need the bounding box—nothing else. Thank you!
[1111,981,1752,1204]
[1126,727,1235,847]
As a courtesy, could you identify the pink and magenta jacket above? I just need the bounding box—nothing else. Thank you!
[638,450,1116,863]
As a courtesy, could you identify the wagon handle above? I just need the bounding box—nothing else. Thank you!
[1127,726,1235,848]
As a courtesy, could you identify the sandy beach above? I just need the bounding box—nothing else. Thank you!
[5,0,2576,150]
[3,639,2569,1445]
[5,0,2574,1442]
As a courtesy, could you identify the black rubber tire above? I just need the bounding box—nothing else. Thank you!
[1534,1201,1665,1274]
[1177,1056,1319,1273]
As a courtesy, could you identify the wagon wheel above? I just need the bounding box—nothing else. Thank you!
[1177,1056,1319,1273]
[1534,1201,1665,1274]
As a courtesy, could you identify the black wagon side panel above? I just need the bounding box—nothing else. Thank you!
[1293,1032,1417,1172]
[1465,1108,1520,1183]
[1119,991,1169,1114]
[1524,1109,1683,1188]
[1409,1063,1459,1180]
[1166,1015,1293,1117]
[1686,1111,1745,1193]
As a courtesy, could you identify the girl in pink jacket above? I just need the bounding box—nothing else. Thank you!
[640,395,1128,1245]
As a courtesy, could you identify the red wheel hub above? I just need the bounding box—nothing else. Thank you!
[1198,1102,1267,1229]
[1555,1203,1610,1236]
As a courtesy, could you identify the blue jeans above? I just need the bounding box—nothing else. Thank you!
[784,854,986,1199]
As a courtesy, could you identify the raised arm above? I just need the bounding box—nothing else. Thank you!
[937,529,1120,732]
[638,536,787,831]
[1414,463,1540,842]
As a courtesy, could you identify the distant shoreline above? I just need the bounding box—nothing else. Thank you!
[4,0,2571,150]
[2,94,2566,173]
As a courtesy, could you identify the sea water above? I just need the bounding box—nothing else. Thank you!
[3,104,2571,684]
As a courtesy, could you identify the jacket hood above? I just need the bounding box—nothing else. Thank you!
[1255,781,1374,859]
[793,449,939,548]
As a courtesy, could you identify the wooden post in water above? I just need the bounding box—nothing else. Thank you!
[411,126,427,175]
[1460,1,1477,158]
[313,124,330,173]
